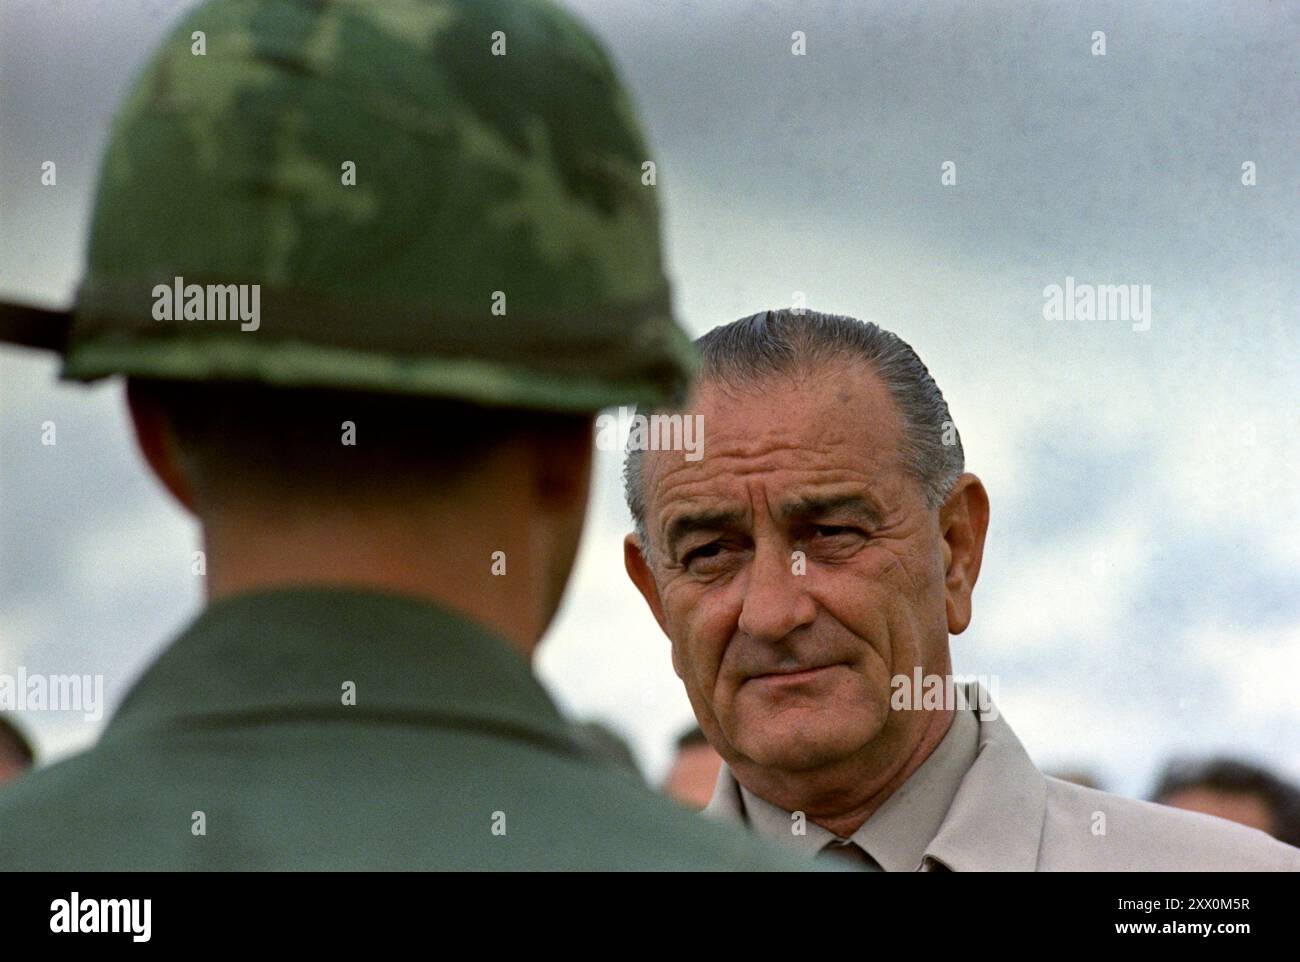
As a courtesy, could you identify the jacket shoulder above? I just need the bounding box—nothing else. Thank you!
[1039,777,1300,871]
[0,734,810,871]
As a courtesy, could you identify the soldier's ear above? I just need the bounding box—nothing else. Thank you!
[526,415,593,511]
[125,380,198,515]
[624,533,670,638]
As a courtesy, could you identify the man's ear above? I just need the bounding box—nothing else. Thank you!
[125,380,198,515]
[939,473,989,635]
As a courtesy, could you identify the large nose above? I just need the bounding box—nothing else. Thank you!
[737,538,817,645]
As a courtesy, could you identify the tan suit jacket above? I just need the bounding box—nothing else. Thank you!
[705,683,1300,871]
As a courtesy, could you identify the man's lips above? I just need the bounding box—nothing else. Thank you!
[747,664,842,686]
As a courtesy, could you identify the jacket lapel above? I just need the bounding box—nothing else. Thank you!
[922,682,1046,871]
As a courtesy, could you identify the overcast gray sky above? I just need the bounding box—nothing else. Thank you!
[2,0,1297,797]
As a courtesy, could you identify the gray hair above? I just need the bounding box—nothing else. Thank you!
[623,308,964,545]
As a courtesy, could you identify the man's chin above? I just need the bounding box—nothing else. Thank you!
[728,717,883,773]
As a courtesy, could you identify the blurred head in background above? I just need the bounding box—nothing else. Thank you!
[664,727,723,810]
[1046,768,1104,790]
[571,719,643,781]
[1152,757,1300,846]
[0,715,35,786]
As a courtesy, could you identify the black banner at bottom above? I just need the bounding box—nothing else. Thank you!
[8,870,1290,948]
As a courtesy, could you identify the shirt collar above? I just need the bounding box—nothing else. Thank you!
[849,704,978,870]
[102,586,582,759]
[731,706,978,870]
[705,682,1047,871]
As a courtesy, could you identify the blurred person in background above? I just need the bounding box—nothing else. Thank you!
[571,720,644,782]
[1045,769,1104,791]
[1153,757,1300,847]
[0,715,35,787]
[664,727,723,810]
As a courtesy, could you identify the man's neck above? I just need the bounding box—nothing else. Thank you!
[734,707,956,838]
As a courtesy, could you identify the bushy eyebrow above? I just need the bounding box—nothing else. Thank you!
[664,509,745,552]
[661,494,882,554]
[777,494,883,528]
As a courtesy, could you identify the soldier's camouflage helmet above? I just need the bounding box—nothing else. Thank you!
[0,0,695,411]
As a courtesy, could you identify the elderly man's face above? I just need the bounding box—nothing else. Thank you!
[625,361,986,776]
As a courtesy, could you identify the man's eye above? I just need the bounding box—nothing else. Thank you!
[814,525,857,538]
[682,543,724,565]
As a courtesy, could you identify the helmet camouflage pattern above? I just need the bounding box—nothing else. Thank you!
[2,0,695,411]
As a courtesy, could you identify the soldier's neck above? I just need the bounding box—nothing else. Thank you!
[198,494,550,661]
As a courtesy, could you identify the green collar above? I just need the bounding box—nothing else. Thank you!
[103,587,583,758]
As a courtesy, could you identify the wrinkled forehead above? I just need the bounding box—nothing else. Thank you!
[641,365,910,529]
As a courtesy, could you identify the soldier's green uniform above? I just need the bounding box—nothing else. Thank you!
[0,0,806,870]
[0,590,801,869]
